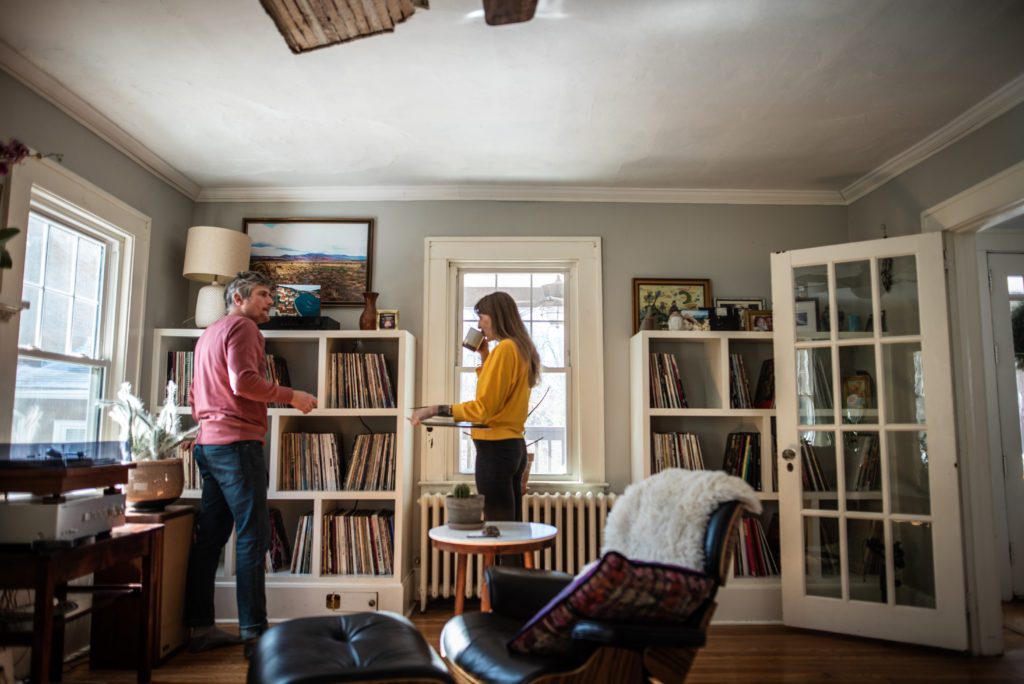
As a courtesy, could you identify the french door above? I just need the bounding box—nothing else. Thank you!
[987,252,1024,597]
[771,232,968,649]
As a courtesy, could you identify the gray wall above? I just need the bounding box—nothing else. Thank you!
[193,201,847,490]
[849,101,1024,240]
[0,69,194,389]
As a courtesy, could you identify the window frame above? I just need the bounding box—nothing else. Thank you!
[454,266,571,477]
[0,157,150,441]
[420,237,605,489]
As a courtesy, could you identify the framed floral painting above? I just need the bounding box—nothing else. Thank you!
[632,277,711,333]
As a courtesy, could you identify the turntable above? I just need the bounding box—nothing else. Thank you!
[0,441,130,545]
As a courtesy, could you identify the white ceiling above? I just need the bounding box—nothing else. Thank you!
[2,0,1024,203]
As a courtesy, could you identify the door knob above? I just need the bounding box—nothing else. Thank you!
[782,448,797,461]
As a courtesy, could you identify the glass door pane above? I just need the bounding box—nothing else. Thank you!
[789,247,934,605]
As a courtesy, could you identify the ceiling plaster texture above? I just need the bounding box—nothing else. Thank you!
[1,0,1023,201]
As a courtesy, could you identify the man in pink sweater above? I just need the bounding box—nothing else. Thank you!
[185,271,316,657]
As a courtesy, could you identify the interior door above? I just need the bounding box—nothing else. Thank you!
[987,251,1024,597]
[771,231,967,650]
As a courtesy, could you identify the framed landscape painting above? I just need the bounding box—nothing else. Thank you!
[243,218,374,305]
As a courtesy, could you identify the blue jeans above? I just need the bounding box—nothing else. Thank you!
[185,441,269,639]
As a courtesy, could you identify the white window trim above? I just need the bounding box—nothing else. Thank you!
[0,157,150,440]
[420,237,604,488]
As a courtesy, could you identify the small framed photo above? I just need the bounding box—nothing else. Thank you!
[744,309,773,332]
[376,309,399,330]
[842,374,873,423]
[795,298,819,336]
[632,277,711,333]
[714,297,766,331]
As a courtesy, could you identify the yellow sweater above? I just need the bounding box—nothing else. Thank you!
[452,338,530,441]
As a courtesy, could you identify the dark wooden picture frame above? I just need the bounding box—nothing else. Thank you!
[632,277,711,333]
[243,217,374,305]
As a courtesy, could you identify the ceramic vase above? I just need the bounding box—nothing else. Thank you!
[359,291,379,331]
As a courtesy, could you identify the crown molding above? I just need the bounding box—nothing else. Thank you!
[196,183,846,205]
[0,40,200,200]
[841,73,1024,204]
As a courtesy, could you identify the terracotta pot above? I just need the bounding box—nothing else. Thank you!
[127,457,184,511]
[445,494,485,530]
[359,291,379,331]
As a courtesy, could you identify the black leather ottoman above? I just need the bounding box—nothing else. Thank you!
[247,612,455,684]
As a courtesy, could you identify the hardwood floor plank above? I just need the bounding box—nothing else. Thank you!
[60,600,1024,683]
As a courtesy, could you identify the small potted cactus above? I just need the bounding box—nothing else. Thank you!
[445,483,485,530]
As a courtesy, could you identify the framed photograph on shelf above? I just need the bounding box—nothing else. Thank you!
[842,374,873,423]
[714,297,766,331]
[795,298,819,336]
[632,277,711,333]
[744,309,773,332]
[243,218,374,305]
[376,309,399,330]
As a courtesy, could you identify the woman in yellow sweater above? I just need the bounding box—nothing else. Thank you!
[411,291,541,524]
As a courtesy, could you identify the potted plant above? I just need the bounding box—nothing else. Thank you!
[445,483,485,530]
[102,380,199,511]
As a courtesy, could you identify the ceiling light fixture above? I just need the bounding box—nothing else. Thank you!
[260,0,430,54]
[261,0,539,53]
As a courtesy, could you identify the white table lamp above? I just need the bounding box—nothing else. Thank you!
[182,225,253,327]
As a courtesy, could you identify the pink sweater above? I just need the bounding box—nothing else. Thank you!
[190,315,294,444]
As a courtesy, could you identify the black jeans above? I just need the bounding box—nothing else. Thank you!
[473,438,528,565]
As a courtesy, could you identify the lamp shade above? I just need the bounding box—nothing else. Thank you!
[182,225,252,285]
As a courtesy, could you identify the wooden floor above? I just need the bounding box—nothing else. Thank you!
[61,601,1024,683]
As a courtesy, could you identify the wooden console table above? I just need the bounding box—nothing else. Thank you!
[0,523,162,684]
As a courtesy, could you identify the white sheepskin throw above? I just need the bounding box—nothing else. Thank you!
[601,468,762,571]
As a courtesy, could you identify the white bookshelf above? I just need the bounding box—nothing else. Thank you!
[630,330,781,622]
[152,328,415,619]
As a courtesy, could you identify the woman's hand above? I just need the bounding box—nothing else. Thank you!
[478,337,490,363]
[409,405,438,425]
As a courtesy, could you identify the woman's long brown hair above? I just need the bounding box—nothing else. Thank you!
[474,291,542,387]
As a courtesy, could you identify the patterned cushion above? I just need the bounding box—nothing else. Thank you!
[507,551,715,655]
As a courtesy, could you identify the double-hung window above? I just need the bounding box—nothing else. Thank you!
[421,237,604,488]
[1,158,149,443]
[456,269,568,476]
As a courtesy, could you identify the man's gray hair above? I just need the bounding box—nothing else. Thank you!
[224,270,274,309]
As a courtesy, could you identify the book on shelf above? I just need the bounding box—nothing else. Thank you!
[753,358,775,408]
[733,515,780,578]
[722,431,761,490]
[651,432,704,472]
[849,433,881,491]
[291,512,314,574]
[265,507,292,572]
[729,353,753,409]
[265,353,292,408]
[180,442,202,489]
[648,352,687,409]
[800,439,831,492]
[279,433,344,490]
[328,353,396,409]
[345,432,396,490]
[321,509,394,576]
[166,350,194,405]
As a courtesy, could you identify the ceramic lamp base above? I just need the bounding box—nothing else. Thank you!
[195,283,227,327]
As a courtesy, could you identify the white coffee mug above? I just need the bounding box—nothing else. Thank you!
[463,327,485,351]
